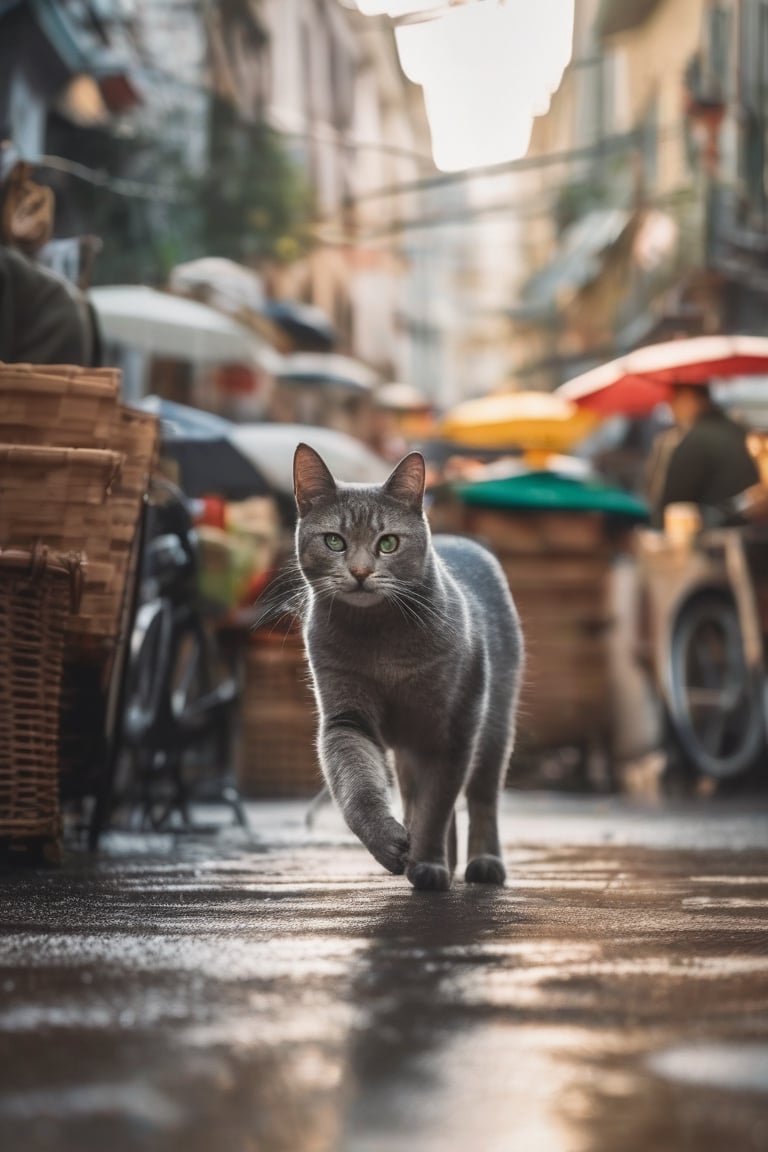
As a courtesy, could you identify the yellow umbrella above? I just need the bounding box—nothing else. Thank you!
[438,390,599,452]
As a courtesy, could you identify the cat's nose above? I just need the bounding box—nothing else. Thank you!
[350,566,373,585]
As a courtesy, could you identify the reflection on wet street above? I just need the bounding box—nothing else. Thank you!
[1,792,767,1152]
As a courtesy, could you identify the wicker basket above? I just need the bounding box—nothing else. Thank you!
[112,406,159,501]
[239,630,322,798]
[0,445,124,654]
[107,406,160,639]
[0,365,158,655]
[0,545,85,861]
[0,363,120,448]
[109,407,159,548]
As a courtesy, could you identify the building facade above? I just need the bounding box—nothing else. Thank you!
[506,0,768,392]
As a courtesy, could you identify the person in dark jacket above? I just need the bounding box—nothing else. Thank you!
[650,382,759,528]
[0,135,100,366]
[0,243,98,365]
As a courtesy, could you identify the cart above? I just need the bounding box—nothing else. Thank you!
[636,524,768,782]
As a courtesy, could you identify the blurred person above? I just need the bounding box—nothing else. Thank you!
[0,134,101,366]
[0,243,99,364]
[644,383,763,795]
[648,382,759,529]
[587,413,668,496]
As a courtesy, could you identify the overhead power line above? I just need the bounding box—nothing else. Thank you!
[34,117,689,253]
[37,154,177,202]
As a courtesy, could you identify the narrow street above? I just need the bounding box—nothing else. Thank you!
[1,790,767,1152]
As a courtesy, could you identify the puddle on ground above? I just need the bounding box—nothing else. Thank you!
[649,1043,768,1094]
[0,1081,182,1126]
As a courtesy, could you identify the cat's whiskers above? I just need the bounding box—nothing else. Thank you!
[380,584,413,624]
[253,591,305,634]
[325,584,340,623]
[308,575,339,607]
[251,560,308,631]
[382,584,433,634]
[391,581,451,629]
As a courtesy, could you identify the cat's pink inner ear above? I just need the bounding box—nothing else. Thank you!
[294,443,337,514]
[383,452,425,508]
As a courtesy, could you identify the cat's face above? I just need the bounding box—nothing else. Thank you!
[294,444,429,608]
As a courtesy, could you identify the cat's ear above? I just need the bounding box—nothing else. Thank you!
[294,443,337,515]
[383,452,425,510]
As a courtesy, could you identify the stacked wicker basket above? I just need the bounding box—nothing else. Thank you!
[0,363,158,861]
[239,626,322,799]
[460,505,617,772]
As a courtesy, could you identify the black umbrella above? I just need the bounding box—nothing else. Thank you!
[134,396,272,500]
[264,300,336,351]
[164,440,273,500]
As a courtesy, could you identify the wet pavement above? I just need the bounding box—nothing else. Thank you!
[1,790,768,1152]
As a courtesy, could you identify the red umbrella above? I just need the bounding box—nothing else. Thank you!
[557,335,768,417]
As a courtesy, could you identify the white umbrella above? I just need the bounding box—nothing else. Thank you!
[89,284,283,373]
[168,257,266,315]
[278,352,379,391]
[374,381,431,411]
[231,423,391,492]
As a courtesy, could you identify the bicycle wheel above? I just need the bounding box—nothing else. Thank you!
[665,591,764,779]
[123,600,173,744]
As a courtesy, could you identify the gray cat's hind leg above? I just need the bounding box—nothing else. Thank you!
[409,809,457,891]
[465,851,505,885]
[465,718,513,886]
[447,810,457,873]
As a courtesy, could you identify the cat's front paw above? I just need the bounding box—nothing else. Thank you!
[465,854,506,885]
[366,817,409,875]
[407,861,452,892]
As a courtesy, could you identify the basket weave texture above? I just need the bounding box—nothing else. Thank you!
[0,361,159,654]
[0,545,84,847]
[0,444,124,651]
[0,364,120,448]
[97,406,159,654]
[239,630,322,798]
[460,505,615,755]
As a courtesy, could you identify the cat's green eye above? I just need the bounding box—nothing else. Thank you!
[378,534,399,554]
[324,533,347,552]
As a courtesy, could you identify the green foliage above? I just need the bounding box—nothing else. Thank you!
[554,178,608,234]
[193,98,314,265]
[63,103,313,285]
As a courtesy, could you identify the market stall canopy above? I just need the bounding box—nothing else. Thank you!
[455,469,649,520]
[133,395,271,500]
[556,335,768,417]
[231,423,391,492]
[277,352,379,391]
[438,390,599,451]
[90,285,283,373]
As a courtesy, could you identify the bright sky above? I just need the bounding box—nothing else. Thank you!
[352,1,575,171]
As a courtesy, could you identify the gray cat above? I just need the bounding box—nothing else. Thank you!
[293,443,524,892]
